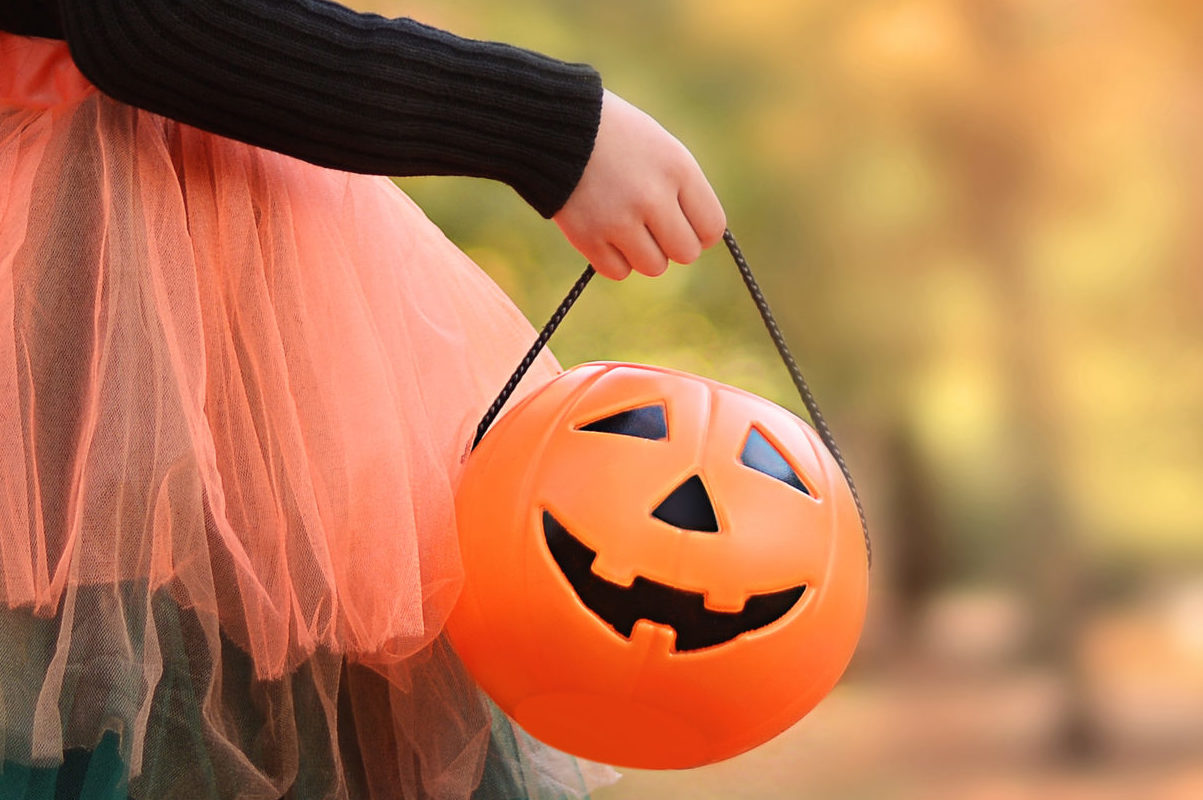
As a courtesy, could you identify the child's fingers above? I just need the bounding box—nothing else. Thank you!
[679,170,727,248]
[649,203,703,265]
[616,226,669,277]
[590,241,634,281]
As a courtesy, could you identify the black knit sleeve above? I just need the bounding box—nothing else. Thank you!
[56,0,603,217]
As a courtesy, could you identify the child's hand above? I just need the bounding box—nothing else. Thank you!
[553,90,726,280]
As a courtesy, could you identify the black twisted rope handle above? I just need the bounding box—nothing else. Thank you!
[472,229,871,567]
[722,232,870,565]
[471,265,595,449]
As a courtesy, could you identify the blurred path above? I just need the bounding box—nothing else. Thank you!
[594,585,1203,800]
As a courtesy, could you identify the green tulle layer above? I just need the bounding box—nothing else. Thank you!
[0,717,603,800]
[0,585,614,800]
[0,731,127,800]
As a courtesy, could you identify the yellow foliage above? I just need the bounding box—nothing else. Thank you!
[355,0,1203,573]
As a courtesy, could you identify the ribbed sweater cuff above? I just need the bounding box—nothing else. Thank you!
[59,0,603,217]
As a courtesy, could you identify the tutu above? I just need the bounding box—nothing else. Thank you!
[0,32,614,799]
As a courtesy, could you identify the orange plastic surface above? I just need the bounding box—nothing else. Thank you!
[446,362,869,769]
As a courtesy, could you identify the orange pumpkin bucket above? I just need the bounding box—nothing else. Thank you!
[446,232,870,769]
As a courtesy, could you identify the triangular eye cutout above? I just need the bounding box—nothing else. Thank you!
[740,427,812,496]
[578,404,667,441]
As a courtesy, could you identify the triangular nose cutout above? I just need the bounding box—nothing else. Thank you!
[652,475,719,532]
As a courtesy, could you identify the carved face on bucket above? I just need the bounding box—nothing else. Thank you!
[541,402,811,652]
[449,363,869,769]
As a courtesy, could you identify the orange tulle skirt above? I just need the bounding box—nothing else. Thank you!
[0,32,614,799]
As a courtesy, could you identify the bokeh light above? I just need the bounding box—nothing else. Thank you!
[356,2,1203,796]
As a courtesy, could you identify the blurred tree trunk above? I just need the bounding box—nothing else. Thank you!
[931,0,1099,759]
[884,425,948,645]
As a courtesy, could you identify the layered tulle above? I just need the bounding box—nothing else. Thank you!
[0,32,613,799]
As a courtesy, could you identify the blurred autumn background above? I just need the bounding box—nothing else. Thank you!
[357,1,1203,797]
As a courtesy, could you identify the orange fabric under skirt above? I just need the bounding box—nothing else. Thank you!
[0,32,612,799]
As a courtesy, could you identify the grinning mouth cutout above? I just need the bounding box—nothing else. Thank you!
[542,511,806,652]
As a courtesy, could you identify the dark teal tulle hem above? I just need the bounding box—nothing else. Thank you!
[0,731,128,800]
[0,585,604,800]
[0,723,597,800]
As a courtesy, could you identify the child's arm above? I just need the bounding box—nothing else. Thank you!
[57,0,600,218]
[54,0,723,276]
[555,90,726,280]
